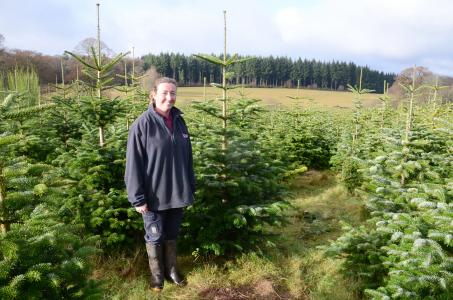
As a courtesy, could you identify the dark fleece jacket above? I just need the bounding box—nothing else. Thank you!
[124,106,195,211]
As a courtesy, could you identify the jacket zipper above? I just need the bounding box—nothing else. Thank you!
[153,109,179,144]
[170,115,180,144]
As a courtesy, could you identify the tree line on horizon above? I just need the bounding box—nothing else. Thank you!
[143,52,395,93]
[1,41,394,93]
[1,33,453,97]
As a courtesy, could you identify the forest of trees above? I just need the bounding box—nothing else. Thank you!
[142,52,396,93]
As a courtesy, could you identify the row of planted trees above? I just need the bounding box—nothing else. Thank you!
[3,59,450,299]
[328,69,452,299]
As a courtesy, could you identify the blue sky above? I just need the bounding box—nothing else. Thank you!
[1,0,452,76]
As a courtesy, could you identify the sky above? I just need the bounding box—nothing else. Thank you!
[1,0,452,76]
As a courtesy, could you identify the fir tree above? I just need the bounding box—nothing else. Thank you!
[181,11,288,256]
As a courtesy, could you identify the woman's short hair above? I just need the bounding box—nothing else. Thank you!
[153,77,177,92]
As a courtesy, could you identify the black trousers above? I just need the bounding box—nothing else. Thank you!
[142,208,183,245]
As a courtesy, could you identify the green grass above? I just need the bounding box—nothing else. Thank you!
[94,171,365,299]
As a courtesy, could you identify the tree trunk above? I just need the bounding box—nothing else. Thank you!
[0,172,9,234]
[99,126,105,147]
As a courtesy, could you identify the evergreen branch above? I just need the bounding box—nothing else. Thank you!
[210,83,240,90]
[64,51,96,70]
[193,54,225,66]
[1,93,15,109]
[0,134,22,147]
[102,52,130,73]
[228,56,254,66]
[2,163,29,177]
[90,47,101,70]
[2,104,54,120]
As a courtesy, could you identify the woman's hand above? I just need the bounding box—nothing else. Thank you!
[135,203,148,214]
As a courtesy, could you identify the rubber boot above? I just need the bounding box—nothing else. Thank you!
[145,243,164,291]
[163,240,186,286]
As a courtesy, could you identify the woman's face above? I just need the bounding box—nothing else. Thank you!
[152,82,177,114]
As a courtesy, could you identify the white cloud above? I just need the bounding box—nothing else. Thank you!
[274,0,453,71]
[101,0,279,57]
[1,0,452,75]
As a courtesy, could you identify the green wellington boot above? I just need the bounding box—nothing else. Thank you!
[163,240,186,286]
[145,243,165,291]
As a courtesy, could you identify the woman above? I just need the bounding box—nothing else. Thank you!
[124,77,195,291]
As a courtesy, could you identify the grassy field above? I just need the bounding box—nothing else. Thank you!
[97,171,365,299]
[175,87,382,109]
[71,86,382,110]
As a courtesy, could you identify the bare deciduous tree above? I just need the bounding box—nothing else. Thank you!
[141,66,159,92]
[73,37,114,57]
[0,33,5,50]
[389,66,453,103]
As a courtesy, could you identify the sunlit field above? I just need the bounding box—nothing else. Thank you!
[176,86,382,108]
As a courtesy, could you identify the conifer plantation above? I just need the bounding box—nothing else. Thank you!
[0,5,452,300]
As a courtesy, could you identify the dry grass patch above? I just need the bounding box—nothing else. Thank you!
[176,87,382,109]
